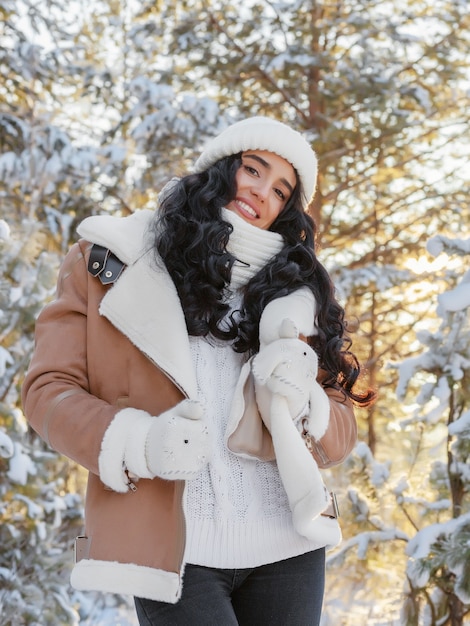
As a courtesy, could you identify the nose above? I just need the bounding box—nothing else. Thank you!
[250,180,269,202]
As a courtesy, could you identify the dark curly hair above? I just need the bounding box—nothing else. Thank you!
[152,154,374,406]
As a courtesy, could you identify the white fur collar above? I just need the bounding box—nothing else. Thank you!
[76,210,198,399]
[77,209,154,265]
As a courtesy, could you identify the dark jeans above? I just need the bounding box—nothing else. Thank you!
[135,548,325,626]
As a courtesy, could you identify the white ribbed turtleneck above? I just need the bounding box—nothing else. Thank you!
[221,208,284,290]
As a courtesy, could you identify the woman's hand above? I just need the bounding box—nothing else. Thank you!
[99,400,210,492]
[145,400,211,480]
[252,337,318,426]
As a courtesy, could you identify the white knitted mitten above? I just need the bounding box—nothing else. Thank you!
[99,400,210,492]
[252,337,318,427]
[145,400,210,480]
[258,288,317,346]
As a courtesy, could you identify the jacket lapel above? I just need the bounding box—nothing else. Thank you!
[77,211,198,399]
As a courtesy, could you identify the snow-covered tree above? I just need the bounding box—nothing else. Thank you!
[324,237,469,625]
[0,2,135,622]
[397,235,470,625]
[0,218,84,624]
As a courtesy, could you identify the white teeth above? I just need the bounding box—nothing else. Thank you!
[238,201,257,217]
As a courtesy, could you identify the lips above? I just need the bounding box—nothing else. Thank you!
[235,199,258,219]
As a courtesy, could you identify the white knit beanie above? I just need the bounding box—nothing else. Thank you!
[193,116,318,208]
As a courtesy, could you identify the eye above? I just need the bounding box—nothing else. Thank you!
[274,187,286,201]
[244,164,259,176]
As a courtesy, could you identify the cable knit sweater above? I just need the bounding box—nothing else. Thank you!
[184,209,323,568]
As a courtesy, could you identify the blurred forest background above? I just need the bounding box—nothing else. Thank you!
[0,0,469,624]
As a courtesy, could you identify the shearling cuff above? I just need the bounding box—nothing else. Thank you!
[99,408,154,492]
[71,559,182,603]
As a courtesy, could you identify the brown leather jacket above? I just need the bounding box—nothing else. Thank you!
[22,210,357,602]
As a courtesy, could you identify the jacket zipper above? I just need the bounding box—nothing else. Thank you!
[124,469,138,492]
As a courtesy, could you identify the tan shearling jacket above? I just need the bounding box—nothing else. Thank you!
[22,210,357,603]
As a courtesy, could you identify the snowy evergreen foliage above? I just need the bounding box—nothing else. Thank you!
[397,236,470,625]
[0,222,83,624]
[329,236,470,624]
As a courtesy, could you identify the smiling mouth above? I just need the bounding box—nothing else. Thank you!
[236,200,258,218]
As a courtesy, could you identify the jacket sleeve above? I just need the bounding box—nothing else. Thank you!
[304,376,357,469]
[22,241,119,476]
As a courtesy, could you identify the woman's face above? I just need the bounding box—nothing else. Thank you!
[226,150,296,230]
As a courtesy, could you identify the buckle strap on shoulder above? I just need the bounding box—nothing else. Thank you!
[87,244,126,285]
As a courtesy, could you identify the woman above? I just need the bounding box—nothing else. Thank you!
[22,116,374,625]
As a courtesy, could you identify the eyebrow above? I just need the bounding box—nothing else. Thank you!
[243,154,295,195]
